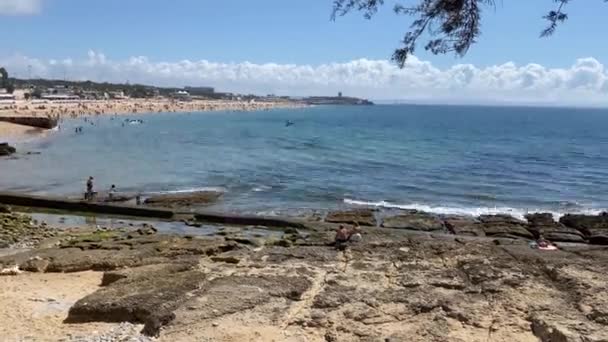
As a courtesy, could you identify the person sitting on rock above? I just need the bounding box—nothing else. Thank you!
[536,236,558,251]
[350,222,363,243]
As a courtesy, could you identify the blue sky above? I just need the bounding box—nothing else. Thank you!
[1,0,606,67]
[1,0,608,105]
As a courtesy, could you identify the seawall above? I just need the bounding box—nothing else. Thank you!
[0,192,174,219]
[0,116,58,129]
[0,192,310,228]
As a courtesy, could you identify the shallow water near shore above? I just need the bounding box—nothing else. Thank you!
[2,104,608,218]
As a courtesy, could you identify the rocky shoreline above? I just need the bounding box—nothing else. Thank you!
[2,206,608,341]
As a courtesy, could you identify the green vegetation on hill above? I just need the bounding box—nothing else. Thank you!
[11,77,181,99]
[0,67,15,94]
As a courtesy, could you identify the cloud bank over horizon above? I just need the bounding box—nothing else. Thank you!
[0,0,42,15]
[2,50,608,106]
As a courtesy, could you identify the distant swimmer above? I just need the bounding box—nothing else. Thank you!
[285,120,295,127]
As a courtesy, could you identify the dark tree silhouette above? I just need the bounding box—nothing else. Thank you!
[0,67,8,88]
[0,67,15,93]
[332,0,606,67]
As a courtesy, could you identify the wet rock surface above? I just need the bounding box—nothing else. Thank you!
[143,191,223,208]
[525,213,586,243]
[479,214,535,240]
[325,209,377,226]
[443,216,485,236]
[381,211,445,232]
[560,213,608,245]
[0,211,58,248]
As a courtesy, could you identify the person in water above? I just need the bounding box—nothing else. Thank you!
[85,176,94,200]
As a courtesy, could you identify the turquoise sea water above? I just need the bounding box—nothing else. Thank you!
[2,104,608,218]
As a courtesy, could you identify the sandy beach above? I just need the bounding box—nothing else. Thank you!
[0,99,304,139]
[0,270,135,341]
[0,122,39,137]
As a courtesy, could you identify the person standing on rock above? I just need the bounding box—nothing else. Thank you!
[85,176,94,201]
[108,184,117,200]
[334,225,352,250]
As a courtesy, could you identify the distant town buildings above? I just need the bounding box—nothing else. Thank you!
[0,88,16,103]
[184,86,214,96]
[39,85,78,101]
[107,91,127,100]
[4,74,372,106]
[302,95,373,106]
[171,90,192,101]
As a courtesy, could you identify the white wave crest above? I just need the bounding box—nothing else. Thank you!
[343,198,605,220]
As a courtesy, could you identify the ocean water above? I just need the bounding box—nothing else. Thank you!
[2,104,608,219]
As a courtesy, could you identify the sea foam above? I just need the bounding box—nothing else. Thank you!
[344,198,605,220]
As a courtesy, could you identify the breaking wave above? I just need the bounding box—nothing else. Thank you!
[343,198,605,220]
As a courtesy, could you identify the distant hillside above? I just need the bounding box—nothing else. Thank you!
[11,78,182,98]
[303,96,374,105]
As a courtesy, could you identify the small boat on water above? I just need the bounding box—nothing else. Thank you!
[125,119,144,125]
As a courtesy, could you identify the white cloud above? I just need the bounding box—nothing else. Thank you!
[0,0,42,15]
[2,50,608,106]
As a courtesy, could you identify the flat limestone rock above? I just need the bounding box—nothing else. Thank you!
[381,212,445,232]
[479,214,534,240]
[559,213,608,245]
[560,213,608,235]
[101,262,197,286]
[525,213,586,243]
[67,268,206,336]
[525,213,557,226]
[443,216,485,237]
[325,209,377,226]
[0,234,235,273]
[587,231,608,245]
[144,191,223,208]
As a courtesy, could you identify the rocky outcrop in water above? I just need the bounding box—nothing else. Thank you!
[324,209,608,247]
[526,213,586,243]
[0,143,16,157]
[478,214,535,239]
[143,191,223,208]
[324,209,377,226]
[560,213,608,245]
[380,211,446,232]
[443,216,485,236]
